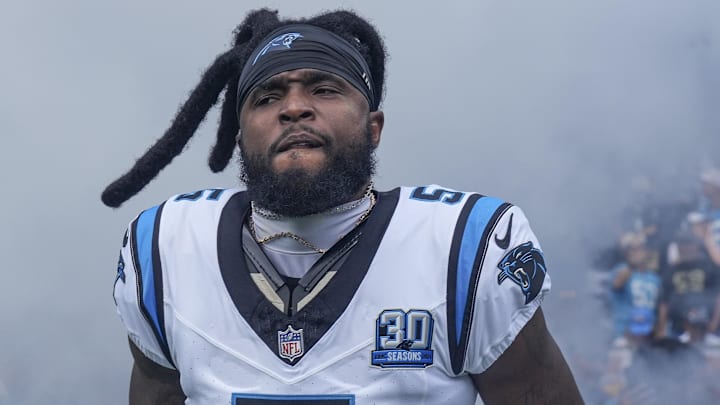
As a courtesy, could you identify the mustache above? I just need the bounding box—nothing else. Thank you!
[269,125,332,154]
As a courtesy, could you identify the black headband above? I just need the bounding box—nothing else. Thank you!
[236,24,378,114]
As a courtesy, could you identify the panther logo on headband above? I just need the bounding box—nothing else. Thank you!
[252,33,304,66]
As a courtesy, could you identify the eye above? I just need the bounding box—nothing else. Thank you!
[314,86,339,96]
[254,93,279,107]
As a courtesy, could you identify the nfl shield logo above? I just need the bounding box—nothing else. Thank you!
[278,325,304,362]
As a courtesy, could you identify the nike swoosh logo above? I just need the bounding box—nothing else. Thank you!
[494,213,514,250]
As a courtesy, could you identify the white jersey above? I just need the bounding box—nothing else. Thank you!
[113,185,551,405]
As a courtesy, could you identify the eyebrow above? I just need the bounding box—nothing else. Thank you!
[251,70,347,97]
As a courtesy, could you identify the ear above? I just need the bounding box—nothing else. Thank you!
[235,129,243,147]
[368,110,384,147]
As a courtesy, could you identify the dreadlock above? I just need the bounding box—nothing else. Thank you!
[101,8,387,208]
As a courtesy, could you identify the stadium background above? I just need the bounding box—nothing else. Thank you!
[1,0,719,403]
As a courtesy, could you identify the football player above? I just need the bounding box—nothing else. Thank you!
[105,9,583,405]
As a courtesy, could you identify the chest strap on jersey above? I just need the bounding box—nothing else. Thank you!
[242,225,360,315]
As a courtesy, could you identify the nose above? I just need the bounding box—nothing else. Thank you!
[279,89,315,124]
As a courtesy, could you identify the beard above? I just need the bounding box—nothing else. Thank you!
[238,123,376,217]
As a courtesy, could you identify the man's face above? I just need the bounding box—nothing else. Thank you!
[625,246,649,269]
[237,68,384,216]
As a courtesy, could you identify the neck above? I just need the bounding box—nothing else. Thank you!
[249,185,375,253]
[252,182,373,220]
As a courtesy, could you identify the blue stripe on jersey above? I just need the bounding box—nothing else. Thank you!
[455,196,505,343]
[135,205,165,344]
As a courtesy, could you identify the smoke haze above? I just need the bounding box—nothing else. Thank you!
[1,0,719,403]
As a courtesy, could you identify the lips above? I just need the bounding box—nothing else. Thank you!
[275,132,325,153]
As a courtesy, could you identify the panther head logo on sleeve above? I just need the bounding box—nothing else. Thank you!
[497,241,547,304]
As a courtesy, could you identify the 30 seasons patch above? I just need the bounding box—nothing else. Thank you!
[371,309,434,368]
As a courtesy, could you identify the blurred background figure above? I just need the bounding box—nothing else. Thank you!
[666,211,711,266]
[700,168,720,267]
[595,169,720,405]
[658,219,720,340]
[609,233,662,344]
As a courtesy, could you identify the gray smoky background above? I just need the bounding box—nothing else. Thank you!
[1,0,719,404]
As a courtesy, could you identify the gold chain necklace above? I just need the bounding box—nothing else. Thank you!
[248,188,377,254]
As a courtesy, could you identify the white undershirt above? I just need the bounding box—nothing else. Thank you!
[250,196,373,278]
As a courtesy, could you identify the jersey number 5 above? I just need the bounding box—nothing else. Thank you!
[410,187,464,204]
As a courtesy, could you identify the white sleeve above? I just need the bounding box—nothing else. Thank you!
[463,206,551,374]
[113,214,176,369]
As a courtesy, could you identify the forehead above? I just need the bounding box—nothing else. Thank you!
[255,68,352,89]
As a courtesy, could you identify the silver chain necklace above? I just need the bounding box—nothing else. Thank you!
[248,186,377,254]
[251,183,375,221]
